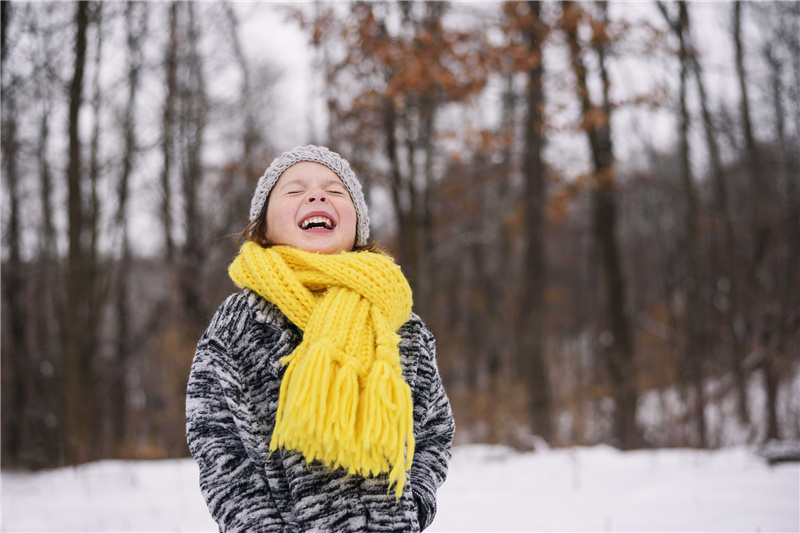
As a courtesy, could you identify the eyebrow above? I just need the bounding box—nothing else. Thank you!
[277,178,346,190]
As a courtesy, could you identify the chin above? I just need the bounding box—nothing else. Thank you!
[301,242,346,255]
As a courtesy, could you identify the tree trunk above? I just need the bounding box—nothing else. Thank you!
[563,0,640,450]
[179,2,208,326]
[734,0,778,445]
[38,109,58,259]
[684,3,748,426]
[110,0,146,454]
[675,0,707,448]
[1,2,9,66]
[498,52,520,386]
[519,0,552,443]
[64,0,90,464]
[1,73,28,466]
[385,95,420,293]
[413,1,444,319]
[84,2,106,457]
[161,1,178,266]
[34,36,65,465]
[223,3,258,175]
[763,20,798,444]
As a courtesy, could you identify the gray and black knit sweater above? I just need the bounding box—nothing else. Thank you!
[186,289,455,533]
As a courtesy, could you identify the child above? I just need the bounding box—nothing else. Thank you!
[186,145,455,533]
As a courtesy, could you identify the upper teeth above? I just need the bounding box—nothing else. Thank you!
[301,216,333,229]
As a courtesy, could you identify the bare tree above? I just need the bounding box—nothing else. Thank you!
[517,0,553,443]
[657,0,707,447]
[682,3,750,427]
[63,0,91,464]
[733,0,781,443]
[223,4,260,176]
[178,2,209,326]
[107,0,148,454]
[161,1,178,267]
[562,0,640,450]
[1,11,27,463]
[758,3,800,443]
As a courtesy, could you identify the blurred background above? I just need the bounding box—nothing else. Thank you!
[1,1,798,471]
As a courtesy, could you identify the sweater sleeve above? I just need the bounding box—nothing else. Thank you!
[408,323,455,531]
[186,300,288,533]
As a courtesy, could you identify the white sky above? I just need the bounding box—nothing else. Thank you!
[235,2,318,149]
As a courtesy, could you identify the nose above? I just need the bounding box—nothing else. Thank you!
[306,188,328,203]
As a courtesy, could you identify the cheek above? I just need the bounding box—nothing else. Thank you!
[265,204,290,240]
[268,201,292,224]
[340,205,358,232]
[338,199,357,222]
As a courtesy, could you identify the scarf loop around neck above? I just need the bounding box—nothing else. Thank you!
[229,242,415,497]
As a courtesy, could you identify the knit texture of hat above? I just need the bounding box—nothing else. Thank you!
[250,145,370,247]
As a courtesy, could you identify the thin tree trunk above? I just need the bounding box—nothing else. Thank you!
[38,109,58,259]
[86,1,105,457]
[223,3,258,175]
[384,96,419,293]
[1,76,27,466]
[414,1,444,319]
[684,6,749,426]
[763,38,797,443]
[498,54,519,385]
[161,1,178,266]
[563,0,639,450]
[64,0,90,464]
[1,2,9,66]
[674,0,707,448]
[402,97,422,296]
[418,95,437,318]
[734,0,778,444]
[371,5,431,302]
[179,2,208,326]
[519,0,552,443]
[734,2,764,233]
[111,0,145,454]
[34,53,65,465]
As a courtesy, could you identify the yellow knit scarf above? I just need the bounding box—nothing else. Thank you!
[228,241,415,497]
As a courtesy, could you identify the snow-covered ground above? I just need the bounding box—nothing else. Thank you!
[2,445,798,532]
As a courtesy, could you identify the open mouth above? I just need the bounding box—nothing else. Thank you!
[299,215,335,230]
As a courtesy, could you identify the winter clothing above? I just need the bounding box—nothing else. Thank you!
[227,242,416,497]
[185,288,454,532]
[249,145,371,247]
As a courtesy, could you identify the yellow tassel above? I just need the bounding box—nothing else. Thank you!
[233,242,414,497]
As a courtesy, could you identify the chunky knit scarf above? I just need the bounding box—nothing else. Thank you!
[228,242,415,497]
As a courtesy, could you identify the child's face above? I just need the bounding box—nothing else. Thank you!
[265,162,357,254]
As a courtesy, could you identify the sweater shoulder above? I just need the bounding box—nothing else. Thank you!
[204,289,293,345]
[399,313,435,354]
[397,313,437,389]
[203,291,250,344]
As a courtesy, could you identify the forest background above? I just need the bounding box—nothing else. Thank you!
[2,0,798,469]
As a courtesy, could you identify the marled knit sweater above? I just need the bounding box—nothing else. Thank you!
[186,289,455,533]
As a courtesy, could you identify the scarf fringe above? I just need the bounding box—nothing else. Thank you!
[232,243,414,498]
[269,337,414,498]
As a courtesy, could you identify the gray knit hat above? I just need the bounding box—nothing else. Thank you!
[250,145,370,247]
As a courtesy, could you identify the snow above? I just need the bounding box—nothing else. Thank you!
[430,445,798,532]
[2,445,798,533]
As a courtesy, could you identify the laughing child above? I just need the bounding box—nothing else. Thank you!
[186,145,455,532]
